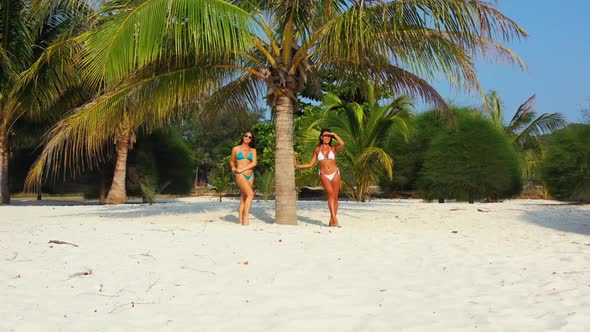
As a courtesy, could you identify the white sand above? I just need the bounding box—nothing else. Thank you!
[1,198,590,331]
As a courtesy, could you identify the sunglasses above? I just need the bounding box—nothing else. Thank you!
[244,135,252,138]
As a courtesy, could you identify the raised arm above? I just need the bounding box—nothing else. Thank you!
[331,132,345,153]
[294,147,319,169]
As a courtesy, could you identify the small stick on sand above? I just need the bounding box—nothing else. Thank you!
[48,240,79,247]
[146,278,160,293]
[68,269,92,279]
[78,292,120,298]
[179,266,216,275]
[108,301,155,314]
[5,252,18,261]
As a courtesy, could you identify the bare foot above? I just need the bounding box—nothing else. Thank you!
[328,216,340,227]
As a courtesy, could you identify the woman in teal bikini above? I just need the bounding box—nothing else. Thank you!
[294,129,345,227]
[230,131,257,225]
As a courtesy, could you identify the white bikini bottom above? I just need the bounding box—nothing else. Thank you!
[319,168,340,181]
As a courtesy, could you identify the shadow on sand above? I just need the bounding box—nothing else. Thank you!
[220,203,326,226]
[9,199,102,206]
[21,198,327,226]
[520,203,590,236]
[38,200,231,220]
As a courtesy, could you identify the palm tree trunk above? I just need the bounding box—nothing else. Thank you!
[0,126,10,205]
[274,95,297,225]
[358,177,367,202]
[106,132,131,204]
[99,169,106,205]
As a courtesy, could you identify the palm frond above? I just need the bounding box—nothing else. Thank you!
[520,148,543,179]
[7,36,82,124]
[356,146,394,180]
[316,56,449,111]
[513,112,567,149]
[0,0,34,74]
[26,62,235,189]
[0,46,17,86]
[484,90,505,129]
[369,0,527,45]
[203,68,266,112]
[80,0,253,89]
[311,0,525,107]
[29,0,94,39]
[25,103,119,191]
[506,94,536,133]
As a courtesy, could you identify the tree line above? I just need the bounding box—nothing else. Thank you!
[2,1,588,224]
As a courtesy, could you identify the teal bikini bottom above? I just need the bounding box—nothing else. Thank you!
[242,174,253,180]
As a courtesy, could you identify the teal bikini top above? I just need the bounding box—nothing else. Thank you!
[237,149,253,161]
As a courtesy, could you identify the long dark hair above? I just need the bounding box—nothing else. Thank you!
[318,129,333,146]
[240,131,256,148]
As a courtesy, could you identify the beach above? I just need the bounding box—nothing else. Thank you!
[1,198,589,331]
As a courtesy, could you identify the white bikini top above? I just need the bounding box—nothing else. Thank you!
[317,148,335,161]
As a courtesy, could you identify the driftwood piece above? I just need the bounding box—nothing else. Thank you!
[48,240,79,247]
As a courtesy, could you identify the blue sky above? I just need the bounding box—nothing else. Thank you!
[428,0,590,123]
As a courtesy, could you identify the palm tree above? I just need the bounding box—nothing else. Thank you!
[31,1,527,219]
[310,84,413,202]
[26,59,245,203]
[208,164,235,202]
[206,0,527,223]
[0,0,91,204]
[484,90,566,178]
[24,0,253,203]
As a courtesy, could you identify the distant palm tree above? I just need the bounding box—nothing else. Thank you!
[484,90,567,177]
[208,164,235,202]
[255,169,275,202]
[582,102,590,124]
[310,84,413,202]
[26,59,240,203]
[0,0,91,204]
[24,1,252,203]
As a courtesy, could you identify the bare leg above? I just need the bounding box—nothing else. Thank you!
[238,192,246,224]
[327,196,339,227]
[331,174,341,227]
[242,177,255,225]
[236,175,255,225]
[320,175,339,227]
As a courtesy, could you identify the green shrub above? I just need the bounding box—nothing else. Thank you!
[381,110,446,193]
[540,124,590,202]
[126,128,194,200]
[418,110,522,202]
[152,128,195,195]
[127,137,159,199]
[252,121,275,174]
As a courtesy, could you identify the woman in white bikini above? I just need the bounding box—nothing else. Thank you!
[230,131,257,225]
[294,129,345,227]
